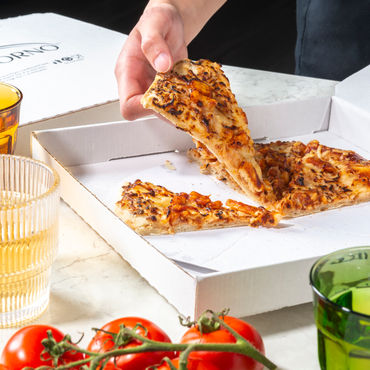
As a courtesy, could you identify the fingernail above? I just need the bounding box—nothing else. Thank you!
[154,52,170,72]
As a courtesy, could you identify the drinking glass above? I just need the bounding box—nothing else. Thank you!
[0,155,60,328]
[0,82,22,154]
[310,246,370,370]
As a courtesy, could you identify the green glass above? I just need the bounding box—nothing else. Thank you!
[310,246,370,370]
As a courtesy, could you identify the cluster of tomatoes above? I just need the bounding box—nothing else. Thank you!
[0,315,265,370]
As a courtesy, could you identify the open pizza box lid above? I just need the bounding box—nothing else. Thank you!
[0,13,127,156]
[31,64,370,319]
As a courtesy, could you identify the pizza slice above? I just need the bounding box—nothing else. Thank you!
[188,139,370,217]
[275,140,370,216]
[115,180,280,235]
[141,58,275,207]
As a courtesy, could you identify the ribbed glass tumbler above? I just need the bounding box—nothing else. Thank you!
[0,155,60,328]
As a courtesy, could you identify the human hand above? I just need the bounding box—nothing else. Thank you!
[115,3,188,120]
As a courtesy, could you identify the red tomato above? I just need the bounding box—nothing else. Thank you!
[156,357,220,370]
[180,315,265,370]
[0,365,9,370]
[87,317,175,370]
[0,325,84,370]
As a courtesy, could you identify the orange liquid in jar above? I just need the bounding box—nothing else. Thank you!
[0,83,22,154]
[0,84,20,110]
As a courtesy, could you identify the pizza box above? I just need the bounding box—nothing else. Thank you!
[31,65,370,319]
[0,12,127,156]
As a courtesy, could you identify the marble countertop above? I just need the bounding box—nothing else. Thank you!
[223,64,337,106]
[0,66,339,369]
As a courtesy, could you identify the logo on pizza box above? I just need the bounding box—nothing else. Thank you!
[0,42,59,64]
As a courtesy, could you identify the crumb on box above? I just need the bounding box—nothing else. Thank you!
[164,160,176,171]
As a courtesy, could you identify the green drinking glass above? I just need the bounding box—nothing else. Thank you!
[310,246,370,370]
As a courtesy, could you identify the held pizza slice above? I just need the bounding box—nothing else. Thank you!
[188,139,370,217]
[141,58,275,207]
[115,180,280,235]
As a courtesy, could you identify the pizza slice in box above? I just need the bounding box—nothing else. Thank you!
[189,138,370,217]
[115,180,280,235]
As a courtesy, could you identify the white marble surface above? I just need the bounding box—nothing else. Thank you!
[0,66,337,369]
[223,64,337,106]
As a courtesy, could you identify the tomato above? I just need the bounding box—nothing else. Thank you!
[180,315,265,370]
[0,365,9,370]
[156,357,220,370]
[0,325,84,370]
[87,317,175,370]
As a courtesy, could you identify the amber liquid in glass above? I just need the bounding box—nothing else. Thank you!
[0,191,58,328]
[0,84,21,154]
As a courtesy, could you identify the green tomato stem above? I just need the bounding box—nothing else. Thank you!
[32,311,278,370]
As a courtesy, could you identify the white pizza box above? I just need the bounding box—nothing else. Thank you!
[0,13,126,156]
[31,65,370,319]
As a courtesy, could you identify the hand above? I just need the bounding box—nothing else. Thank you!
[115,3,188,120]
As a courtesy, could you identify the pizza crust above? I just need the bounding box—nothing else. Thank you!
[115,180,280,235]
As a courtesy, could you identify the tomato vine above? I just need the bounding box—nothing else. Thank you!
[4,310,277,370]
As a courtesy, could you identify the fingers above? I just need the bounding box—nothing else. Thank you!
[115,3,187,120]
[121,94,153,121]
[115,30,156,120]
[139,4,187,72]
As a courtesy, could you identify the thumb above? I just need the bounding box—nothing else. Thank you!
[140,31,173,73]
[153,51,172,73]
[153,51,172,72]
[138,5,182,73]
